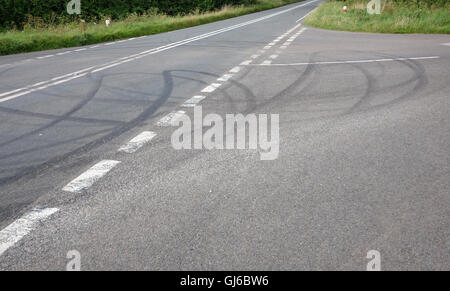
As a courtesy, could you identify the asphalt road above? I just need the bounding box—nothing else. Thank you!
[0,0,449,270]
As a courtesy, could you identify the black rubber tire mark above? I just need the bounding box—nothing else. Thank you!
[0,74,105,148]
[0,106,124,126]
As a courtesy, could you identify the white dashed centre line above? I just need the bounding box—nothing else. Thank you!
[118,131,157,153]
[37,55,54,59]
[157,111,186,126]
[56,51,72,56]
[217,74,233,82]
[201,83,222,93]
[182,95,207,107]
[62,160,121,193]
[0,208,59,257]
[229,66,241,73]
[240,60,253,65]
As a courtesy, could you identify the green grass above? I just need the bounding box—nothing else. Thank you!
[304,0,450,34]
[0,0,305,56]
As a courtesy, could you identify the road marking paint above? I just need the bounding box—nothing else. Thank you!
[128,38,136,41]
[296,6,318,23]
[118,131,157,153]
[157,111,186,126]
[104,42,114,46]
[269,42,276,46]
[441,43,450,46]
[201,83,222,93]
[0,67,94,102]
[217,74,233,82]
[62,160,121,193]
[74,48,87,52]
[229,66,241,73]
[280,45,288,49]
[264,46,272,50]
[262,60,273,65]
[0,208,59,257]
[269,54,279,59]
[248,56,440,66]
[90,45,100,49]
[56,51,72,56]
[0,74,89,102]
[37,55,54,59]
[116,40,126,43]
[0,0,320,103]
[240,60,253,65]
[91,58,135,73]
[181,95,206,107]
[251,54,260,59]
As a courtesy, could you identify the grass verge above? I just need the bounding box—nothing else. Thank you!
[304,0,450,34]
[0,0,305,56]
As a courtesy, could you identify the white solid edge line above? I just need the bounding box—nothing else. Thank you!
[62,160,121,193]
[0,0,321,103]
[118,131,157,153]
[247,56,440,66]
[296,6,318,23]
[0,207,59,257]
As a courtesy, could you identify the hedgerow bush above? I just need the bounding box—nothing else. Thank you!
[0,0,259,30]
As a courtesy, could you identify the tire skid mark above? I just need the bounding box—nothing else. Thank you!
[0,106,124,126]
[0,74,106,149]
[0,70,174,185]
[347,52,428,114]
[0,128,112,162]
[247,52,319,113]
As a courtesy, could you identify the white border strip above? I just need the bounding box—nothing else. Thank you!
[0,208,59,257]
[181,95,206,107]
[118,131,157,153]
[62,160,121,193]
[157,110,186,126]
[249,56,440,66]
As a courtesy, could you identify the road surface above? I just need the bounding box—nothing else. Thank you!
[0,0,449,270]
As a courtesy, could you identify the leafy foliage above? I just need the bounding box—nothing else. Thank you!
[0,0,259,30]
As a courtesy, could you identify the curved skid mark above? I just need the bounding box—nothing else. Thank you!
[0,74,106,148]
